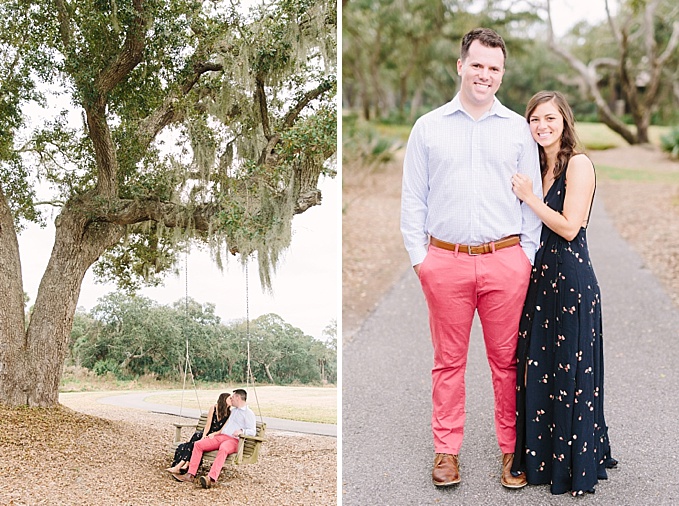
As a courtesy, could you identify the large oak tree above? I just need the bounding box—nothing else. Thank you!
[546,0,678,144]
[0,0,336,407]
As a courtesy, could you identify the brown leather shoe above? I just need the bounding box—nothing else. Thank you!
[199,475,217,489]
[173,472,195,483]
[500,453,527,489]
[432,453,460,486]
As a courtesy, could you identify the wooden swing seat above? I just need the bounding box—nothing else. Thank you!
[168,412,266,467]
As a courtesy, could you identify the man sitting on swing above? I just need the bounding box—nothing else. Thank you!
[174,388,257,488]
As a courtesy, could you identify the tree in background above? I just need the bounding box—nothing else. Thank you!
[343,0,678,138]
[544,0,678,143]
[342,0,539,121]
[0,0,336,407]
[73,293,184,378]
[67,295,335,385]
[245,313,320,384]
[314,319,337,384]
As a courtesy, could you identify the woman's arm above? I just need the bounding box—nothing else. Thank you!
[512,154,595,241]
[202,404,216,439]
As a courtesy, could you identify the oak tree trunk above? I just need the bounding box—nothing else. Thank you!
[0,188,29,406]
[1,197,123,407]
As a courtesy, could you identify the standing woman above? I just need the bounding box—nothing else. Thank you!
[510,91,617,496]
[166,392,232,474]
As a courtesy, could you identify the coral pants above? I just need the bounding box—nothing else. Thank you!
[187,434,239,481]
[418,244,531,454]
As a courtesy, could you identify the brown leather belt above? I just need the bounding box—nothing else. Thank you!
[430,235,520,255]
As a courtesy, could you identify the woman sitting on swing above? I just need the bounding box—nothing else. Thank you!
[166,392,232,475]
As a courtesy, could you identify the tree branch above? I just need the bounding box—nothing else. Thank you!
[590,57,618,69]
[88,198,218,232]
[181,62,224,95]
[256,76,272,139]
[86,105,118,197]
[94,0,147,99]
[658,20,679,66]
[643,0,660,59]
[135,61,226,150]
[283,79,334,128]
[604,0,621,44]
[54,0,72,48]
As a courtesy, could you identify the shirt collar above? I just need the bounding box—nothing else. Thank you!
[443,93,512,119]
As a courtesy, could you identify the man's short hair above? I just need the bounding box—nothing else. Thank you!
[233,388,248,401]
[460,27,507,62]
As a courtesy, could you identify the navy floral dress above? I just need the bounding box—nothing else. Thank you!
[512,166,616,495]
[171,406,229,469]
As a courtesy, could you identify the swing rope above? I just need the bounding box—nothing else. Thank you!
[245,260,263,424]
[179,248,201,419]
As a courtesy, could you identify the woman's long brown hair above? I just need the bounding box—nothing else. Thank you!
[525,90,581,180]
[216,392,231,421]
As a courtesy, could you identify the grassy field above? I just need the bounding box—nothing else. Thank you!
[595,165,679,183]
[59,367,336,424]
[365,120,671,152]
[145,386,337,424]
[576,122,670,150]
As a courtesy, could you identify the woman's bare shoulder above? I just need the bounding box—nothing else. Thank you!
[566,153,595,177]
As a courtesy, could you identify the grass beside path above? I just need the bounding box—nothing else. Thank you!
[144,385,337,424]
[59,368,336,424]
[368,120,671,152]
[596,165,679,183]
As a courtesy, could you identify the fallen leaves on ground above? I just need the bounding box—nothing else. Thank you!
[0,402,336,506]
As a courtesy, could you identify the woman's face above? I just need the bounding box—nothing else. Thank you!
[226,396,232,407]
[528,100,564,150]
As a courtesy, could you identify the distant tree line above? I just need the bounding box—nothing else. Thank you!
[343,0,679,140]
[66,293,337,385]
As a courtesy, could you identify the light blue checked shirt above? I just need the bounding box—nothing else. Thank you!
[401,94,543,267]
[220,405,257,438]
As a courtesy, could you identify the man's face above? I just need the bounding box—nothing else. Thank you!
[231,393,243,407]
[457,40,505,111]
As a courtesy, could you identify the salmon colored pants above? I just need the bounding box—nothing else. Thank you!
[418,243,531,454]
[187,434,239,481]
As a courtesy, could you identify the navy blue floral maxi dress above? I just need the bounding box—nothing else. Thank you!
[171,406,229,470]
[512,168,616,495]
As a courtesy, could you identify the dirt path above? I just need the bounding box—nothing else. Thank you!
[342,144,679,335]
[589,146,679,307]
[342,151,410,336]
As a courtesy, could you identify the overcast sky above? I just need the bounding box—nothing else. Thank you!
[549,0,611,36]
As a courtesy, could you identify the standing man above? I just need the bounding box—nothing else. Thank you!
[400,27,542,489]
[174,388,256,488]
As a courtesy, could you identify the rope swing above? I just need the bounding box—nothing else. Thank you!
[179,248,201,419]
[175,248,263,424]
[244,259,264,424]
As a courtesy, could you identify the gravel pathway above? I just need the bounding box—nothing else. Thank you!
[342,193,679,505]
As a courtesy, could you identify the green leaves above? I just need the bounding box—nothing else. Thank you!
[0,0,336,292]
[68,295,336,384]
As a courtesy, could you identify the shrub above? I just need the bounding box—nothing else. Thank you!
[661,127,679,159]
[92,359,119,377]
[342,118,402,168]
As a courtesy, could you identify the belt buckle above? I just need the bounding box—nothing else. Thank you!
[467,245,479,256]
